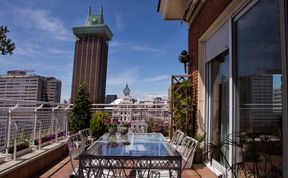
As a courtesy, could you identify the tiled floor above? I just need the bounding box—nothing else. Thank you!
[40,157,217,178]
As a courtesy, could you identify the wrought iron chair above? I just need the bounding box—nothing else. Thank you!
[68,133,114,178]
[138,124,147,133]
[151,136,199,178]
[170,130,185,149]
[67,133,84,177]
[79,128,93,150]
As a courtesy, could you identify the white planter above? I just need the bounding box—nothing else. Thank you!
[42,141,50,147]
[16,147,33,157]
[0,155,5,164]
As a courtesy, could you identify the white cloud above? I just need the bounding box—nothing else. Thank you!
[131,45,163,53]
[16,8,71,41]
[109,40,163,53]
[107,68,139,86]
[113,11,125,31]
[143,74,169,83]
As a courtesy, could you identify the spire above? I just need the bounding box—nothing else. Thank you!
[100,6,104,24]
[123,83,130,97]
[88,6,92,16]
[100,6,103,16]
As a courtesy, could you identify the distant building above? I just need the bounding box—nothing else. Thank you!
[0,70,61,103]
[111,84,168,132]
[46,77,62,103]
[71,7,113,104]
[105,94,117,104]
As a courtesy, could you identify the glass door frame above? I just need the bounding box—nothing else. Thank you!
[206,50,232,175]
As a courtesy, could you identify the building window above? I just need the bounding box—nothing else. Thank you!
[234,0,282,175]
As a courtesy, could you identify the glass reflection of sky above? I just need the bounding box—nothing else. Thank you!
[87,133,178,157]
[273,74,281,88]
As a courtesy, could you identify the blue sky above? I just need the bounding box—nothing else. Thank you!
[0,0,188,102]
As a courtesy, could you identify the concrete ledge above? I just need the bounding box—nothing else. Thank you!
[0,141,68,178]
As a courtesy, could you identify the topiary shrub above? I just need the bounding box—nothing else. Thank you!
[90,111,109,139]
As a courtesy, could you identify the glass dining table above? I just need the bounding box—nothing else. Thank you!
[78,133,182,178]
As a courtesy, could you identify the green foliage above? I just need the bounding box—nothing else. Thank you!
[0,26,15,55]
[204,133,283,177]
[172,79,196,137]
[194,133,206,143]
[145,117,168,136]
[69,84,92,133]
[90,111,109,139]
[145,117,155,133]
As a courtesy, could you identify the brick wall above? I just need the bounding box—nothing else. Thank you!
[188,0,232,103]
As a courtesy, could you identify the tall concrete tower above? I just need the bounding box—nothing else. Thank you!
[71,7,113,103]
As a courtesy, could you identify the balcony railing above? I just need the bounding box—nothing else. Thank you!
[0,98,170,163]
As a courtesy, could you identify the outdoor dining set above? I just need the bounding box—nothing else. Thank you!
[67,129,198,178]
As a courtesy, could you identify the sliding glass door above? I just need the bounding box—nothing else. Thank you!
[234,0,283,176]
[208,51,229,168]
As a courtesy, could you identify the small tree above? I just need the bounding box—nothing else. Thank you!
[90,111,109,139]
[69,84,92,133]
[0,26,15,55]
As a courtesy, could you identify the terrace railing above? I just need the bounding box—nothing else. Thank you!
[0,98,170,161]
[0,99,69,160]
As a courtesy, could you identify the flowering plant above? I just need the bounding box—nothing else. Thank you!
[104,118,120,129]
[119,121,131,128]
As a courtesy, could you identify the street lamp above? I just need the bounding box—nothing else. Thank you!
[179,50,190,74]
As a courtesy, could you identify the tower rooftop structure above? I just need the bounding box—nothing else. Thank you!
[71,6,113,104]
[72,6,113,40]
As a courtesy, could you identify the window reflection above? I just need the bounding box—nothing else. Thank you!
[235,0,282,177]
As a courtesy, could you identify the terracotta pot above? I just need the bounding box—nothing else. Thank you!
[118,127,128,135]
[108,127,117,135]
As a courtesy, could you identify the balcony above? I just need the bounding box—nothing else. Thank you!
[0,98,216,178]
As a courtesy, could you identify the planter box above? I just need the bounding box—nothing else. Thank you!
[39,141,50,148]
[0,155,5,164]
[16,147,33,157]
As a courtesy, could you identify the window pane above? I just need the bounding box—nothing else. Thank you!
[209,51,229,165]
[235,0,282,177]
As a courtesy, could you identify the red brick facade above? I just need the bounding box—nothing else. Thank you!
[188,0,232,103]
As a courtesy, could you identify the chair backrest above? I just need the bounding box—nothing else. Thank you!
[177,136,198,169]
[79,128,92,149]
[132,124,147,133]
[67,133,84,159]
[171,130,185,147]
[67,133,84,176]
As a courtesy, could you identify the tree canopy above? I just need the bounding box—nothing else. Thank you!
[69,84,92,133]
[0,26,15,55]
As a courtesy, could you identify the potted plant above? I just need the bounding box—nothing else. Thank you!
[193,133,206,164]
[118,121,131,136]
[105,118,120,136]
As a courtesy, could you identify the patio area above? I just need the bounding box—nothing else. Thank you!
[39,156,217,178]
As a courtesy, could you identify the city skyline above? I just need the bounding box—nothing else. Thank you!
[0,0,188,102]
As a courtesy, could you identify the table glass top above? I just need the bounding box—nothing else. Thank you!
[85,133,180,157]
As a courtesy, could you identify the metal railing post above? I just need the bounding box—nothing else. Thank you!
[65,105,70,136]
[6,103,19,158]
[37,121,42,150]
[52,105,60,142]
[13,122,18,160]
[32,104,43,147]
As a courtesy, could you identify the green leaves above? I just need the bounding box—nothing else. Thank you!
[69,84,92,133]
[172,79,196,137]
[0,26,15,55]
[90,111,109,139]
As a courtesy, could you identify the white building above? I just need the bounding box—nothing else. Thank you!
[111,84,168,132]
